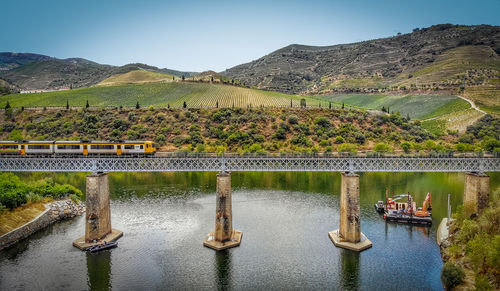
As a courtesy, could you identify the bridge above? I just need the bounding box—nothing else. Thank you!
[1,155,498,252]
[0,156,498,172]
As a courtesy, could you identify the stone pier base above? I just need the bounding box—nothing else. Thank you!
[330,172,371,252]
[204,171,242,251]
[329,229,372,252]
[74,173,122,251]
[464,172,490,214]
[204,230,243,251]
[73,229,123,251]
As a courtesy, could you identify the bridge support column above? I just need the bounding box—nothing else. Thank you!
[329,172,372,252]
[204,171,242,251]
[73,173,123,250]
[464,172,490,215]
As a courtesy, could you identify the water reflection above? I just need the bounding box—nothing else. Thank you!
[87,251,112,291]
[214,250,232,290]
[340,250,360,291]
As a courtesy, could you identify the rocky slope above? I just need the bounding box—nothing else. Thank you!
[223,24,500,95]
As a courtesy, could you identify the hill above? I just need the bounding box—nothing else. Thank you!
[0,54,197,90]
[0,82,322,108]
[223,24,500,98]
[97,70,176,86]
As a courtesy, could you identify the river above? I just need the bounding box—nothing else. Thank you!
[1,172,498,290]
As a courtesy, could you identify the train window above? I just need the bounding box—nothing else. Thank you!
[57,145,81,150]
[21,145,25,149]
[1,145,18,149]
[28,145,51,150]
[90,145,114,150]
[140,145,144,149]
[124,145,134,149]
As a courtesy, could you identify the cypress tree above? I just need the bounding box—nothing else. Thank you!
[136,101,140,109]
[183,101,187,108]
[86,100,89,108]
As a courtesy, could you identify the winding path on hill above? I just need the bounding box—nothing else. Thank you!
[422,95,486,122]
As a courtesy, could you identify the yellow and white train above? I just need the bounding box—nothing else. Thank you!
[0,141,156,156]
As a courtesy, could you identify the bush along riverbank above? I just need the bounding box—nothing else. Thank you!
[439,196,500,290]
[0,172,84,249]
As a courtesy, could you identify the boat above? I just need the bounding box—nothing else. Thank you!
[86,241,118,253]
[374,201,385,213]
[382,192,432,226]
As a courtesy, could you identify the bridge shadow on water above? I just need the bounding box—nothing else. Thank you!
[214,250,232,290]
[340,250,360,291]
[86,251,111,290]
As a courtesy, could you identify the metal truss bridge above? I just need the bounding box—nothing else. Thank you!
[0,156,499,173]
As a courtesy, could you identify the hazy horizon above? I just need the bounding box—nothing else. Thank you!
[2,0,500,72]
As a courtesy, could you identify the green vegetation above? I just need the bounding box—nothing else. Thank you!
[0,107,441,154]
[97,70,176,86]
[0,172,82,210]
[443,194,500,289]
[315,94,466,119]
[441,262,465,290]
[0,82,322,108]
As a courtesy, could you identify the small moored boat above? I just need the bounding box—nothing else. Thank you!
[374,201,385,213]
[86,241,118,253]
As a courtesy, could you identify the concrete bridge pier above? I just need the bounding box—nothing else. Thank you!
[329,172,372,252]
[464,172,490,215]
[204,171,242,251]
[73,172,123,250]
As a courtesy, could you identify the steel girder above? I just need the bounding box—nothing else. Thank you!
[0,156,498,172]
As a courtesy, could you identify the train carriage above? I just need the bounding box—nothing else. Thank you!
[0,141,22,155]
[0,140,156,156]
[24,141,54,155]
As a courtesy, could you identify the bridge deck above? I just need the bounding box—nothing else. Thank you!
[0,156,498,172]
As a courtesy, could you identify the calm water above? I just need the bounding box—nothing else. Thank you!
[1,172,498,290]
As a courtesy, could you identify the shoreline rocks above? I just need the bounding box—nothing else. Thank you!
[0,199,85,250]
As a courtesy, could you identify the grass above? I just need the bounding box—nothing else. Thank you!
[422,98,470,119]
[463,86,500,115]
[97,70,175,86]
[0,202,47,235]
[0,82,323,108]
[422,108,484,135]
[315,94,466,119]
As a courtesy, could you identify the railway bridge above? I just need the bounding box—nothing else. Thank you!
[1,155,498,251]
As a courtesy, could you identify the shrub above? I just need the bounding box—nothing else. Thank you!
[374,142,391,153]
[474,274,491,291]
[401,141,411,153]
[288,115,299,124]
[441,262,465,290]
[338,143,358,154]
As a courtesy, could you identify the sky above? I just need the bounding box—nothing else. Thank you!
[2,0,500,72]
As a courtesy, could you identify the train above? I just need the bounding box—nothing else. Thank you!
[0,140,156,156]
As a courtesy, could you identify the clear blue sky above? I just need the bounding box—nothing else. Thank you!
[2,0,499,72]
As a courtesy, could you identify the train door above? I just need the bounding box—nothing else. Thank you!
[20,144,25,155]
[117,145,122,156]
[83,145,88,156]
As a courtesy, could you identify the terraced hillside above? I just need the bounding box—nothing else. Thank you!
[0,82,322,108]
[314,94,470,119]
[224,25,500,96]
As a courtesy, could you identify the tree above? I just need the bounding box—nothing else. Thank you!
[183,101,187,108]
[5,101,10,109]
[86,100,89,108]
[382,106,386,112]
[216,101,219,108]
[374,142,391,153]
[290,98,293,108]
[66,100,69,110]
[300,98,306,108]
[329,102,332,109]
[136,101,140,109]
[401,141,411,154]
[182,75,185,81]
[441,263,465,290]
[342,102,345,109]
[167,104,170,108]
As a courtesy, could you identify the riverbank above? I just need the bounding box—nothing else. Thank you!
[439,197,500,290]
[0,199,85,250]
